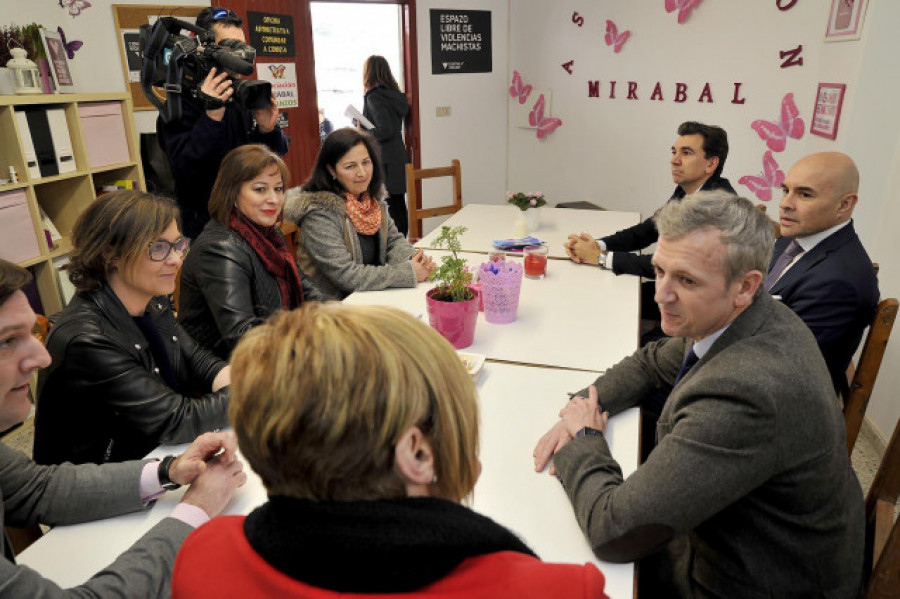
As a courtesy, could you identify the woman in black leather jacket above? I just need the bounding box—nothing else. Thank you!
[34,190,230,465]
[179,144,304,359]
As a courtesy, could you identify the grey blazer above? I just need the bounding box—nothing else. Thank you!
[284,189,416,301]
[0,444,191,597]
[555,293,864,597]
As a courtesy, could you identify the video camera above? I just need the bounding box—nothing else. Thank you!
[139,17,272,123]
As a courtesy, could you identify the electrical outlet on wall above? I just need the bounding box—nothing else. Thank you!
[436,106,451,117]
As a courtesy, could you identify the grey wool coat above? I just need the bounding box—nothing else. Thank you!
[284,189,417,301]
[0,443,191,597]
[555,293,864,598]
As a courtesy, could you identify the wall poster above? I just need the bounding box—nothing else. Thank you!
[430,9,492,75]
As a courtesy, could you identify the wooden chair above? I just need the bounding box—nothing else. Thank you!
[843,298,899,456]
[755,203,781,238]
[862,414,900,598]
[406,159,462,240]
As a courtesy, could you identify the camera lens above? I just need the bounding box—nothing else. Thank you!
[233,80,272,110]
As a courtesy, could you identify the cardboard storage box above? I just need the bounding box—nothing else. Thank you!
[78,102,131,168]
[0,190,40,263]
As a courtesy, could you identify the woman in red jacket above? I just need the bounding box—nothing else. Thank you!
[173,303,608,598]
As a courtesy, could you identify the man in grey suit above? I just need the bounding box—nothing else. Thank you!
[0,259,247,596]
[534,192,863,597]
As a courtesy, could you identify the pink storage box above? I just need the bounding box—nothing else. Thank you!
[0,190,40,263]
[78,102,131,168]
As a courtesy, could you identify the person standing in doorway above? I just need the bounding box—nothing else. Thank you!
[362,55,410,236]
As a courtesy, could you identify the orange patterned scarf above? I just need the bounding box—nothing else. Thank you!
[344,192,382,235]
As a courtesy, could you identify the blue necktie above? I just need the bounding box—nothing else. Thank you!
[765,240,804,291]
[674,347,699,385]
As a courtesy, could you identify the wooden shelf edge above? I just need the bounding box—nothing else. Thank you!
[0,92,129,107]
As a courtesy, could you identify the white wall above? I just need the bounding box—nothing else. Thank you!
[414,0,509,230]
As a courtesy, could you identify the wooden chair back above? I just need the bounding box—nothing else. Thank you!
[844,298,899,455]
[863,415,900,597]
[406,159,462,240]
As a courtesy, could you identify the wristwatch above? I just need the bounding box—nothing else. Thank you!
[598,251,609,269]
[157,454,181,491]
[576,427,603,439]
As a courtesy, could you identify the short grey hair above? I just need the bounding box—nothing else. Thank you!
[654,191,774,286]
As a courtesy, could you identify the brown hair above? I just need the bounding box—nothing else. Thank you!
[363,55,401,92]
[208,144,290,224]
[0,260,32,307]
[68,190,181,291]
[230,303,480,502]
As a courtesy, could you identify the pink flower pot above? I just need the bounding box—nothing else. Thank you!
[426,287,479,349]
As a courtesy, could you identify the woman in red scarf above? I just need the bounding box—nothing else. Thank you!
[284,128,434,301]
[180,144,304,359]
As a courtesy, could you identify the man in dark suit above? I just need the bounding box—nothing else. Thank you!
[768,151,878,395]
[535,192,863,597]
[0,259,247,595]
[564,121,735,278]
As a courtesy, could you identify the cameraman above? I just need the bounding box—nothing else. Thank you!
[157,7,289,238]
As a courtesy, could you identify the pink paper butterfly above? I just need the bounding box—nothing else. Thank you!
[509,70,532,105]
[751,93,805,153]
[604,20,630,53]
[59,0,92,18]
[738,151,785,202]
[665,0,704,24]
[57,27,83,60]
[528,94,562,140]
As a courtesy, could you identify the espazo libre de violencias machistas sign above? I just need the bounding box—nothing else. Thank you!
[430,9,492,74]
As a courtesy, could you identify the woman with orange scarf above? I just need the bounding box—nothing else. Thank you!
[285,128,434,301]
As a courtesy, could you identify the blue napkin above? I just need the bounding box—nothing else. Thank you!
[491,236,541,251]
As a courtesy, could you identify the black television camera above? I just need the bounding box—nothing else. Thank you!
[139,16,272,123]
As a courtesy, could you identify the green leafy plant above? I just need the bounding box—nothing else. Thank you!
[506,191,547,211]
[428,225,474,302]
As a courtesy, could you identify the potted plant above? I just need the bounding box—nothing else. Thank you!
[507,190,547,235]
[425,225,479,349]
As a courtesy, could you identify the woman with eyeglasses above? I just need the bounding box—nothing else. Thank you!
[34,190,231,465]
[178,144,304,359]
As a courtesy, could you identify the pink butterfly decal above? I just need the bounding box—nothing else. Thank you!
[57,27,83,60]
[604,20,630,53]
[59,0,92,18]
[751,93,804,153]
[509,70,532,105]
[738,151,785,202]
[528,94,562,140]
[665,0,704,24]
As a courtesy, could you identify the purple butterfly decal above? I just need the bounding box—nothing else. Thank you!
[739,151,785,202]
[528,94,562,140]
[58,27,84,60]
[59,0,92,18]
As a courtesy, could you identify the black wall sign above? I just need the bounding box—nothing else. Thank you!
[248,12,295,58]
[430,9,492,74]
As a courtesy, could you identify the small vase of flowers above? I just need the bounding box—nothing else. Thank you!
[507,191,546,235]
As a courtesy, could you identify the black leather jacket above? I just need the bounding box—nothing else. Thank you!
[179,219,298,359]
[34,284,229,465]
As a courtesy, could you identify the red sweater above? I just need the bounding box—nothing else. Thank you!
[173,516,608,598]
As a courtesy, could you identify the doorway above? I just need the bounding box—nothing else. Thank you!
[310,2,404,134]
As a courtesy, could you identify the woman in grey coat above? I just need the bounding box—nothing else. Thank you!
[284,128,434,301]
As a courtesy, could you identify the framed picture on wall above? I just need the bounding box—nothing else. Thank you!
[39,28,75,91]
[810,83,846,140]
[825,0,868,41]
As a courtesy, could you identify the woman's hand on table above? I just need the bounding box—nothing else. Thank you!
[411,249,435,282]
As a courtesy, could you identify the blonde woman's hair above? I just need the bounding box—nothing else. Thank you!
[229,303,480,502]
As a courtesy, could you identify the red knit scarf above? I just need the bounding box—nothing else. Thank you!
[344,192,382,235]
[229,210,304,309]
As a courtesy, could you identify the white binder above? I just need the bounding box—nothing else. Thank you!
[14,111,41,179]
[46,109,76,174]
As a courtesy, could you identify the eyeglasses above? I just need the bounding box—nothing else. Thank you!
[148,237,190,262]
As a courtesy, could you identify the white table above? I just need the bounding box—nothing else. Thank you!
[415,204,641,259]
[345,250,640,372]
[18,364,639,599]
